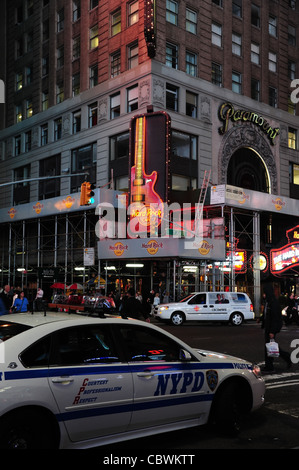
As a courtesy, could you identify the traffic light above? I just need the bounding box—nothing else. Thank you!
[80,182,95,206]
[86,182,95,204]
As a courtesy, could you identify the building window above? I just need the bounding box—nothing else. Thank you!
[251,4,260,27]
[166,83,179,111]
[289,60,296,80]
[26,99,33,119]
[186,51,197,76]
[232,0,242,18]
[42,91,49,110]
[15,135,21,156]
[73,0,81,21]
[16,72,23,91]
[26,0,34,18]
[57,45,64,68]
[127,85,138,112]
[269,52,277,72]
[111,51,121,77]
[25,31,33,53]
[288,25,296,46]
[212,0,222,6]
[71,143,97,192]
[128,0,139,26]
[166,0,178,25]
[251,42,260,64]
[186,8,197,34]
[73,36,80,60]
[25,66,32,85]
[16,104,22,123]
[111,9,121,36]
[13,165,30,205]
[186,91,197,118]
[251,79,260,101]
[25,131,32,152]
[212,62,222,86]
[232,71,242,94]
[90,64,98,87]
[290,163,299,184]
[72,110,81,134]
[72,73,80,96]
[43,20,49,41]
[172,175,197,191]
[172,131,197,160]
[110,93,121,119]
[54,118,62,141]
[232,32,242,56]
[90,0,98,9]
[269,87,277,107]
[41,124,48,146]
[90,25,99,49]
[269,15,277,37]
[128,42,138,69]
[166,43,178,69]
[16,38,23,58]
[88,103,98,128]
[57,8,64,32]
[39,155,61,200]
[288,97,296,115]
[288,128,297,149]
[56,83,64,104]
[42,56,49,76]
[212,22,222,47]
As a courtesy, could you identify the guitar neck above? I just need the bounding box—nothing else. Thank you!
[134,117,145,186]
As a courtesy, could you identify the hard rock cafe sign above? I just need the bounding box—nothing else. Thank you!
[218,102,280,145]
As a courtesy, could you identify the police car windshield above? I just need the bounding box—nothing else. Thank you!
[0,321,32,342]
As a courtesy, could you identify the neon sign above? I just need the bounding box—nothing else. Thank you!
[128,115,164,234]
[270,225,299,274]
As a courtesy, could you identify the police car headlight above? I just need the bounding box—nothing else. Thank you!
[252,364,262,379]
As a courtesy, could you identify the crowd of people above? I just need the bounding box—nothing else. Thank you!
[0,285,44,315]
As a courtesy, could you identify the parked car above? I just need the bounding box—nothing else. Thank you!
[0,313,265,449]
[83,293,116,316]
[153,291,254,326]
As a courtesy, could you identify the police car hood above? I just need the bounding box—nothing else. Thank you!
[193,347,248,364]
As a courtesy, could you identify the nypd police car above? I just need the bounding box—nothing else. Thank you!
[0,313,265,449]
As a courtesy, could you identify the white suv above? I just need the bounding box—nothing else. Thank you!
[153,291,254,326]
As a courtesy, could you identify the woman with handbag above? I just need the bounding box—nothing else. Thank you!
[261,283,292,372]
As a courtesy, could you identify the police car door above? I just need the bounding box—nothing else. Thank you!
[118,324,210,429]
[48,324,133,442]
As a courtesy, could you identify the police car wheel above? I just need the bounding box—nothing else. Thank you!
[170,312,184,326]
[230,312,244,326]
[0,409,57,449]
[212,382,242,436]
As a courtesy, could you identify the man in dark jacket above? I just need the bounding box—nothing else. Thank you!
[261,283,291,372]
[121,288,150,321]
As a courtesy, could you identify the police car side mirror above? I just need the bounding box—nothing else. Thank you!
[179,349,192,361]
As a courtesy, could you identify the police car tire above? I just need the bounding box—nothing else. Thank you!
[229,312,244,326]
[170,312,185,326]
[0,408,58,449]
[212,381,242,436]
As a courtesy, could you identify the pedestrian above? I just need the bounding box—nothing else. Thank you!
[121,288,150,321]
[0,285,12,314]
[33,287,44,312]
[260,283,292,372]
[285,293,297,325]
[13,291,29,313]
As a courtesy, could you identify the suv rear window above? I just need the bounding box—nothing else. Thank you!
[0,321,32,342]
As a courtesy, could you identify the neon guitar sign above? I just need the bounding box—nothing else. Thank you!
[129,116,164,233]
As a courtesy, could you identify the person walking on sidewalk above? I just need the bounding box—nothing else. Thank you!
[260,283,292,372]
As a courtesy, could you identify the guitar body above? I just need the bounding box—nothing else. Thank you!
[128,116,164,234]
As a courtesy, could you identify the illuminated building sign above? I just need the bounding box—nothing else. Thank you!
[226,251,247,273]
[218,102,280,145]
[144,0,156,58]
[128,111,170,236]
[270,225,299,274]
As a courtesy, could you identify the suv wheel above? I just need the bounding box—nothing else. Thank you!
[171,312,184,326]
